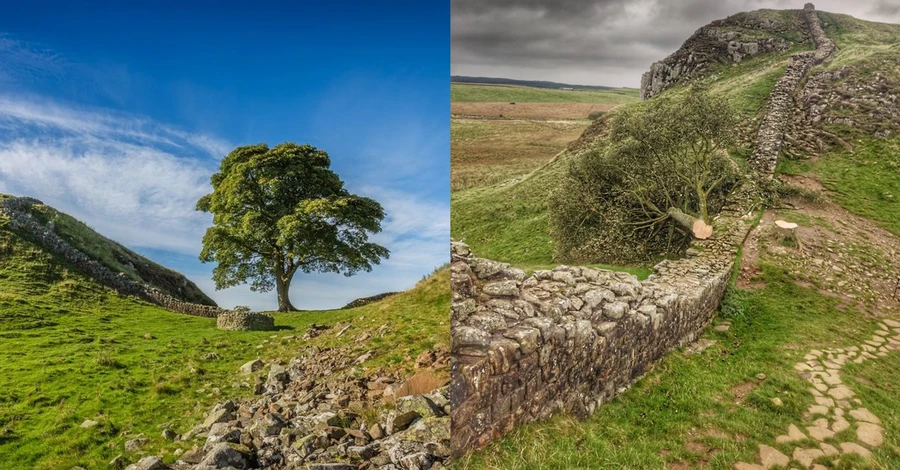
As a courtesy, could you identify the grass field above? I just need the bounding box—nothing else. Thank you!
[450,83,639,104]
[778,135,900,238]
[451,102,616,120]
[0,226,449,470]
[457,265,900,469]
[451,119,590,191]
[450,83,640,195]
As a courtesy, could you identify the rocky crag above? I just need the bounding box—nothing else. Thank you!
[121,340,451,470]
[452,3,837,457]
[640,9,802,100]
[0,196,222,318]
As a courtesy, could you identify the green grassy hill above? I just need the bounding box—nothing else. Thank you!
[0,208,449,469]
[450,83,638,104]
[0,194,215,306]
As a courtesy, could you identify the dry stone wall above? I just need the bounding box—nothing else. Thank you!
[0,197,222,318]
[450,210,754,455]
[749,4,836,177]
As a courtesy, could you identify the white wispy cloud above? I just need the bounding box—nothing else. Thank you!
[0,94,448,311]
[0,95,222,255]
[0,95,232,157]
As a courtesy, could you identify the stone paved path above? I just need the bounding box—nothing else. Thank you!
[734,319,900,469]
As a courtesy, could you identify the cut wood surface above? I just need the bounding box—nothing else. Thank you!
[668,207,714,239]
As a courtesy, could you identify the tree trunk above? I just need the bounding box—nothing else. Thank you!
[275,275,297,312]
[667,207,713,239]
[773,220,802,250]
[697,185,710,223]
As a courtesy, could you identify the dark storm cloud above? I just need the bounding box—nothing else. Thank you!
[452,0,900,87]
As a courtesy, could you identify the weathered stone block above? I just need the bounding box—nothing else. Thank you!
[482,280,519,297]
[602,301,629,319]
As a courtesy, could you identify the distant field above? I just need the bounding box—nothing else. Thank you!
[451,118,590,191]
[450,83,639,193]
[451,102,616,120]
[451,83,639,104]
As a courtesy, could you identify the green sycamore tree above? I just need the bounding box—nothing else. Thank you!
[197,142,390,312]
[550,86,741,264]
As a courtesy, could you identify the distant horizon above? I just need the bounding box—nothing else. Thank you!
[451,74,640,90]
[452,0,900,88]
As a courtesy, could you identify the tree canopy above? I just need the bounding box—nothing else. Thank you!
[549,86,741,264]
[197,142,389,311]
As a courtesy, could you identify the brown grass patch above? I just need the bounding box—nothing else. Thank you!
[451,118,589,191]
[451,102,616,120]
[730,381,756,403]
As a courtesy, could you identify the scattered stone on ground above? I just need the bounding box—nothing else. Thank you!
[123,346,450,470]
[734,323,900,469]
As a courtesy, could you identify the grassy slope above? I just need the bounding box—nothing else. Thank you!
[776,12,900,237]
[450,47,803,273]
[0,226,449,470]
[450,119,592,192]
[0,194,215,306]
[458,266,900,470]
[450,84,639,104]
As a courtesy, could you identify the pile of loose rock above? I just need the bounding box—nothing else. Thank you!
[124,344,450,470]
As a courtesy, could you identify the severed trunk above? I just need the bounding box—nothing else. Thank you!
[275,275,297,312]
[667,207,713,240]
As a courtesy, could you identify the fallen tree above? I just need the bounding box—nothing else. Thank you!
[550,85,741,264]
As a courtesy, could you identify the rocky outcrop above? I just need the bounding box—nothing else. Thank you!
[0,196,222,318]
[748,3,836,177]
[124,344,451,470]
[787,57,900,156]
[450,201,754,455]
[640,11,798,100]
[342,292,399,310]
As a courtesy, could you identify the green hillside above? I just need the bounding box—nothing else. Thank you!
[0,214,449,469]
[0,194,215,306]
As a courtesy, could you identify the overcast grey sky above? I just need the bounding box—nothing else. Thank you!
[452,0,900,87]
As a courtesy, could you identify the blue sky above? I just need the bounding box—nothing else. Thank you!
[0,1,449,310]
